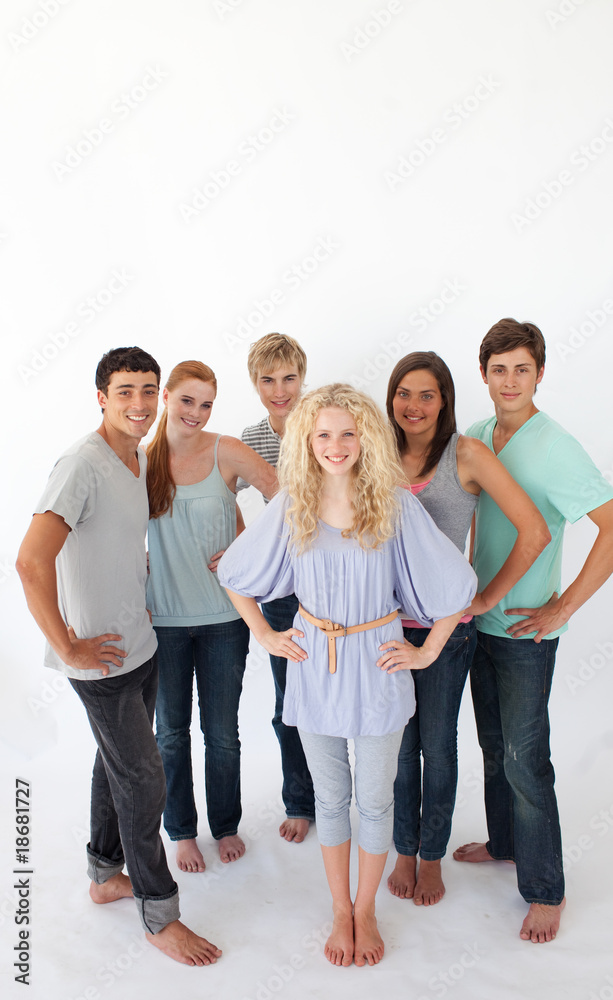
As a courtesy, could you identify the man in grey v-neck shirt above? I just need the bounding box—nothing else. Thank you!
[16,347,221,968]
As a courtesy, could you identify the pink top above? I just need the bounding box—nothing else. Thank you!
[401,480,473,628]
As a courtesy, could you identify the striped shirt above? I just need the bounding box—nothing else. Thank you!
[236,416,281,495]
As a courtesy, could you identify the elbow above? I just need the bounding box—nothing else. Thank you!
[523,523,550,562]
[15,552,32,585]
[264,476,279,501]
[535,523,551,554]
[16,551,45,590]
[515,521,550,563]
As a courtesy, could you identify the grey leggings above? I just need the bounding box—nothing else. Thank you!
[298,729,404,855]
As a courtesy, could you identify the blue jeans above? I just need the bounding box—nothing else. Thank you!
[154,618,249,841]
[69,656,180,935]
[470,631,564,905]
[261,595,315,821]
[393,620,476,860]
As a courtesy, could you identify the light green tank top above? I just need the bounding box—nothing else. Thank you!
[147,436,240,626]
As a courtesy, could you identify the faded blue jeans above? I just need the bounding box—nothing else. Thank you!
[470,631,564,905]
[393,620,476,860]
[261,595,315,822]
[70,656,180,935]
[154,618,249,841]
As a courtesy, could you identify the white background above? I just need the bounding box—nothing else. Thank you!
[1,1,613,998]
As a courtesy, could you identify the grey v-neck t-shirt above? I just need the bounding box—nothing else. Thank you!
[35,432,157,681]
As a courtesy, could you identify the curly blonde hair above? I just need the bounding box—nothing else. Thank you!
[277,383,402,552]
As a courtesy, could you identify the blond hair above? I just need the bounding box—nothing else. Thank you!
[277,383,402,552]
[247,332,307,386]
[147,361,217,518]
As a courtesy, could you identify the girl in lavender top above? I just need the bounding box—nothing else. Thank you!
[218,383,476,967]
[385,352,549,907]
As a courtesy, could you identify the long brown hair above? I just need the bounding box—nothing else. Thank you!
[147,361,217,519]
[386,352,457,479]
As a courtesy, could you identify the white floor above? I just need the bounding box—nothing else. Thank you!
[2,617,613,1000]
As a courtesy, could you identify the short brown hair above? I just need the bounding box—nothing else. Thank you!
[247,333,307,386]
[95,346,160,395]
[479,318,546,372]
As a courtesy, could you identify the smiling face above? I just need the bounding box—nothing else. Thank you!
[163,378,216,435]
[481,347,544,418]
[256,365,302,434]
[310,407,360,478]
[392,369,445,443]
[97,370,159,443]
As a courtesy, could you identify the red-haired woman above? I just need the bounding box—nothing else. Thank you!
[146,361,276,874]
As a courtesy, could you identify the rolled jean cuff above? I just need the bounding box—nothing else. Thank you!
[86,845,125,885]
[134,887,180,935]
[394,842,419,858]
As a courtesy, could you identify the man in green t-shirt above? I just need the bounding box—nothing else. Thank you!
[454,318,613,944]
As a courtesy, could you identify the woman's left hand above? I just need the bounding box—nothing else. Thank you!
[208,550,225,573]
[377,639,436,673]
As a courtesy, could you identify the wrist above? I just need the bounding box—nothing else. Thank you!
[556,595,575,622]
[253,622,275,645]
[419,645,439,667]
[476,589,496,614]
[54,631,75,665]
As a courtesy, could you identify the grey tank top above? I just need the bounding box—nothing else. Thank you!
[413,433,478,553]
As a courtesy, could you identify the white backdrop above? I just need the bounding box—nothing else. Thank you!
[2,2,613,999]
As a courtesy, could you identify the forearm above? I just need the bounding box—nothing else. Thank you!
[505,506,613,640]
[17,561,73,661]
[479,531,549,613]
[378,610,464,673]
[556,528,613,620]
[225,588,306,662]
[224,590,271,643]
[421,611,464,662]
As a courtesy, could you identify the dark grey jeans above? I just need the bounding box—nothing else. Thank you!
[70,656,180,934]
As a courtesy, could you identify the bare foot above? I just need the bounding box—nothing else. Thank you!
[218,834,245,864]
[354,908,384,967]
[414,859,445,906]
[279,818,310,843]
[146,919,222,966]
[387,855,417,898]
[324,906,354,967]
[176,839,206,873]
[89,872,133,904]
[520,898,566,943]
[453,842,515,864]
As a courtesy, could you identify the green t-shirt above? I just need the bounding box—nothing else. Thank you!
[466,411,613,640]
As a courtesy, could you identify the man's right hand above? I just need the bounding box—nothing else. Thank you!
[66,626,127,675]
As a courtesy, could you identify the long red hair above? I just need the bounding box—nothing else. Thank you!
[147,360,217,518]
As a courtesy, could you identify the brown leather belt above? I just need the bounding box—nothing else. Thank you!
[298,605,399,674]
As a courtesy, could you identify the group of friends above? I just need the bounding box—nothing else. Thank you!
[16,322,613,969]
